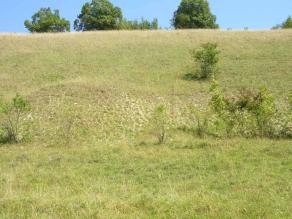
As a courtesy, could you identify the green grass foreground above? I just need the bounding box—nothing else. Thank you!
[0,30,292,218]
[1,139,291,218]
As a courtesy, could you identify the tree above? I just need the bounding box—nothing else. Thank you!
[74,0,123,31]
[281,16,292,28]
[272,16,292,29]
[151,18,159,30]
[119,18,159,30]
[24,8,70,33]
[172,0,218,29]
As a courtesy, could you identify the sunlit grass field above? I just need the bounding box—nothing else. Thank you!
[0,30,292,218]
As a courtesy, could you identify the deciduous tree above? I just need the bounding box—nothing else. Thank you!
[74,0,123,31]
[172,0,218,29]
[24,8,70,33]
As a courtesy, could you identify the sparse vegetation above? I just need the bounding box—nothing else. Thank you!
[190,107,210,138]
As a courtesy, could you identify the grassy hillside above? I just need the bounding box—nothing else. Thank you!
[1,30,292,96]
[0,30,292,218]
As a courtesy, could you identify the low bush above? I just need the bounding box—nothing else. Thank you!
[208,81,291,138]
[148,105,169,144]
[190,107,210,138]
[190,43,220,80]
[278,91,292,138]
[0,94,31,143]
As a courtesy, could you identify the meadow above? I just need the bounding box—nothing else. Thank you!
[0,30,291,218]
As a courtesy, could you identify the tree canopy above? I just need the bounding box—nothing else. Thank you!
[281,16,292,28]
[74,0,123,31]
[24,8,70,33]
[120,18,159,30]
[272,16,292,29]
[172,0,218,29]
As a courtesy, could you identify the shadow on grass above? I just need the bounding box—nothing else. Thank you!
[182,72,208,81]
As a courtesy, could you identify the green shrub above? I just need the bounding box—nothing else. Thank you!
[191,43,220,80]
[148,105,169,144]
[272,110,292,138]
[190,107,210,138]
[0,94,31,143]
[209,80,235,137]
[280,91,292,138]
[251,87,276,137]
[233,87,276,137]
[209,81,277,138]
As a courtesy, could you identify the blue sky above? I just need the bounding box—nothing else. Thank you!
[0,0,291,32]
